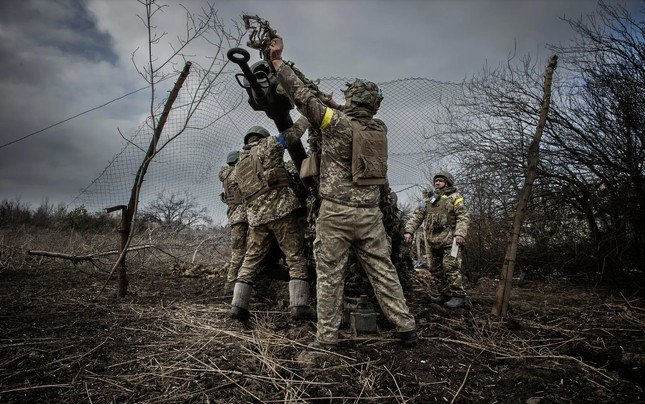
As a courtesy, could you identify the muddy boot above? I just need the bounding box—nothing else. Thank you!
[398,330,418,346]
[308,340,337,351]
[429,294,449,304]
[230,282,252,321]
[289,279,316,321]
[444,296,470,309]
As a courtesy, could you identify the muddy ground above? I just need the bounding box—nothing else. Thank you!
[1,260,643,403]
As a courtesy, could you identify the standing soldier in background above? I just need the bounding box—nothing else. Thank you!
[230,122,316,322]
[270,36,417,349]
[404,172,471,308]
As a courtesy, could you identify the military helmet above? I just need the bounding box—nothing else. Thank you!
[433,171,455,187]
[226,150,240,166]
[343,79,383,112]
[244,125,270,144]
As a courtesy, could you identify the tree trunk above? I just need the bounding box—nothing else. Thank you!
[492,55,558,317]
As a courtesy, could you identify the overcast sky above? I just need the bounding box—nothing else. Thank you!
[0,0,640,211]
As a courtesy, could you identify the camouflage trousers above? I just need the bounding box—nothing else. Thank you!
[226,222,248,283]
[429,247,467,296]
[236,213,308,284]
[314,199,416,343]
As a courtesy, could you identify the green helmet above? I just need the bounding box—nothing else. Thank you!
[433,171,455,187]
[226,150,240,166]
[244,125,270,145]
[343,79,383,113]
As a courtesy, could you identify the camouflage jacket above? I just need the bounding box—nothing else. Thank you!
[277,64,381,207]
[240,135,301,227]
[404,187,470,248]
[218,166,247,225]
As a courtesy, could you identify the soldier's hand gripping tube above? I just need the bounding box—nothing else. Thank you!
[227,47,309,175]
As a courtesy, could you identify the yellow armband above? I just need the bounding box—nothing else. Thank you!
[320,107,333,130]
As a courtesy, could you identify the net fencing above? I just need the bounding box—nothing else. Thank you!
[71,66,464,226]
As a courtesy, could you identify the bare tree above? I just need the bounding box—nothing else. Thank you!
[430,1,643,284]
[99,0,244,298]
[546,1,644,278]
[140,190,212,232]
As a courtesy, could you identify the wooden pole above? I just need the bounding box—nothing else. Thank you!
[96,61,192,299]
[492,55,558,317]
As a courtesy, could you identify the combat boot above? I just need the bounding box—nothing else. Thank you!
[429,294,449,304]
[308,340,337,351]
[230,282,252,321]
[443,296,470,309]
[398,330,419,346]
[289,279,317,321]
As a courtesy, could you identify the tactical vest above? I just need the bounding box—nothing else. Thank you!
[221,168,243,205]
[350,119,388,186]
[235,144,291,203]
[426,193,458,230]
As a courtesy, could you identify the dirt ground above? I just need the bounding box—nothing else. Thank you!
[1,260,643,403]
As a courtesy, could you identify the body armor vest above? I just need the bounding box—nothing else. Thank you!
[236,144,291,203]
[350,119,388,186]
[221,168,243,205]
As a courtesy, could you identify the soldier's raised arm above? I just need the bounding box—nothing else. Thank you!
[269,36,331,131]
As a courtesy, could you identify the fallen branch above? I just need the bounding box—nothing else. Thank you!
[27,244,157,263]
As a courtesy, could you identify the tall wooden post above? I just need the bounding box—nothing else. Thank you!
[106,205,128,297]
[96,61,192,299]
[492,55,558,317]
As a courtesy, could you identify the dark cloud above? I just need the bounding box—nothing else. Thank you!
[0,0,117,64]
[0,0,641,211]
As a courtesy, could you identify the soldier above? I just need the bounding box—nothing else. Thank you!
[270,36,417,349]
[404,172,471,308]
[230,123,315,322]
[219,151,247,290]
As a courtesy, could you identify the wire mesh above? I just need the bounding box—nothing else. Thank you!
[71,66,464,226]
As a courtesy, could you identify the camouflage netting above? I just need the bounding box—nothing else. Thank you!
[71,66,464,226]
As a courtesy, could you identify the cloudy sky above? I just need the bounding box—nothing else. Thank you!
[0,0,640,211]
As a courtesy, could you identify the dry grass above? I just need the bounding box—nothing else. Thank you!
[0,227,643,402]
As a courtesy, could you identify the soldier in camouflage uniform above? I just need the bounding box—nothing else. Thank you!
[219,151,248,289]
[230,122,316,322]
[404,172,471,308]
[270,36,417,348]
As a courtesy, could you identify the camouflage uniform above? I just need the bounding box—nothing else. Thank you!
[277,64,416,344]
[235,134,308,283]
[219,165,248,284]
[405,176,470,297]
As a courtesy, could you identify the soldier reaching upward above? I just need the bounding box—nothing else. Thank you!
[270,36,417,349]
[404,172,471,308]
[229,121,316,322]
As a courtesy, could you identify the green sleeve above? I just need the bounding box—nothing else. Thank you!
[276,64,329,129]
[404,203,427,234]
